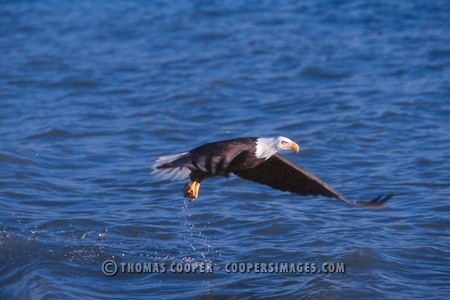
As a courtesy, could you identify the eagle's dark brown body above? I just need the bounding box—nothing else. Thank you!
[159,138,263,180]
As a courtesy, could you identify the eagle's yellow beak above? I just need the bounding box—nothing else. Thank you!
[289,142,300,153]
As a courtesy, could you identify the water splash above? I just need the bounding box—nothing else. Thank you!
[177,199,219,264]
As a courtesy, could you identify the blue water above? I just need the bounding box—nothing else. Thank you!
[1,1,449,299]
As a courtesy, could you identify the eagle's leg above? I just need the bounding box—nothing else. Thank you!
[183,180,201,201]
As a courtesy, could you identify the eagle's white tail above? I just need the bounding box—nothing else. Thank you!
[151,152,191,181]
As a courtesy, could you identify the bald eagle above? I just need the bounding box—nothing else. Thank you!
[151,137,392,208]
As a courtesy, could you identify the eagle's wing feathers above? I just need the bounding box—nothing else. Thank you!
[233,154,392,208]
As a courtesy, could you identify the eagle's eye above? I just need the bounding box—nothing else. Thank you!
[281,141,288,145]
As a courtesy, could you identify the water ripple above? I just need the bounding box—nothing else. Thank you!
[1,0,449,299]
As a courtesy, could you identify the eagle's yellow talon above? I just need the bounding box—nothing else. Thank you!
[183,181,200,201]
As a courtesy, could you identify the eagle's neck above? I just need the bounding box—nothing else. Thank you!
[255,138,278,160]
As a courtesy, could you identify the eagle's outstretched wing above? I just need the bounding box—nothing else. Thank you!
[233,154,392,208]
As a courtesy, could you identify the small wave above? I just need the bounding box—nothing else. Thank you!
[300,66,350,79]
[25,128,70,140]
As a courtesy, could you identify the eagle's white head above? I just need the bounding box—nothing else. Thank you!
[255,136,300,159]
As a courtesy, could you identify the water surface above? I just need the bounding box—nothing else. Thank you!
[0,1,449,299]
